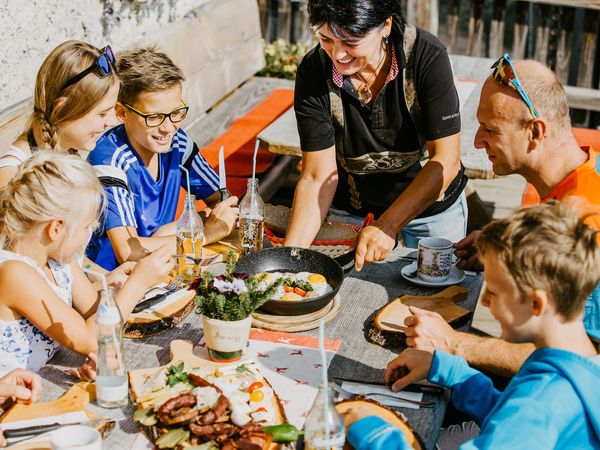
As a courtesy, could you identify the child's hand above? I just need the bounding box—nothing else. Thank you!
[204,196,239,244]
[384,348,435,392]
[340,403,375,430]
[131,245,175,287]
[106,261,137,289]
[0,369,42,405]
[404,306,458,352]
[65,353,97,381]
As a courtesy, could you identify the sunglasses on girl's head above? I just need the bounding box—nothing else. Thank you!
[491,53,540,119]
[61,45,116,91]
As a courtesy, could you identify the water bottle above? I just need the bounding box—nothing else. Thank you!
[96,287,128,408]
[176,194,204,280]
[239,179,264,256]
[304,386,345,450]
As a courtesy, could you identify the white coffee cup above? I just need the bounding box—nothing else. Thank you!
[417,237,454,282]
[51,425,101,450]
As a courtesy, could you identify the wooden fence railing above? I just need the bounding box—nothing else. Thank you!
[258,0,599,126]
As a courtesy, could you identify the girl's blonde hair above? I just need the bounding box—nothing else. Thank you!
[0,151,105,249]
[30,40,119,150]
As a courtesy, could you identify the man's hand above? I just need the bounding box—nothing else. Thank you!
[0,369,42,405]
[453,230,483,270]
[204,196,239,244]
[384,348,435,392]
[354,219,396,271]
[404,307,458,352]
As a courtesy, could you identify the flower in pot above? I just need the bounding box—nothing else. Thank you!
[193,252,282,362]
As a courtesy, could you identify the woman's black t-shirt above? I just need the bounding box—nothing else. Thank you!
[294,27,465,218]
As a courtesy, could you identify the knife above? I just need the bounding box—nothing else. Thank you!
[3,418,116,440]
[132,290,175,313]
[218,145,230,201]
[333,377,444,395]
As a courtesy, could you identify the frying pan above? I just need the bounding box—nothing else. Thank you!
[235,247,344,315]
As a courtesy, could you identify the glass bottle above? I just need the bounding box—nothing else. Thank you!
[239,179,264,256]
[304,386,346,450]
[176,194,204,280]
[96,287,128,408]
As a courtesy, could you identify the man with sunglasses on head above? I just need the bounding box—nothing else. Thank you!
[403,55,600,379]
[86,46,239,270]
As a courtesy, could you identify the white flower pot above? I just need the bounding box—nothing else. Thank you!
[202,315,252,362]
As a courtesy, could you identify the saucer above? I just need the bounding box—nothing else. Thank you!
[401,262,465,287]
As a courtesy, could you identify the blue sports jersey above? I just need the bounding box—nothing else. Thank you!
[86,124,219,270]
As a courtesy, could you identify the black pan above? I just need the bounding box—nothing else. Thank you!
[235,247,344,315]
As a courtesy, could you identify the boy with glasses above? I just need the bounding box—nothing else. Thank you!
[86,46,238,270]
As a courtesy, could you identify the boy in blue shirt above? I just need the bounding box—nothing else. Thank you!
[345,203,600,449]
[87,46,238,270]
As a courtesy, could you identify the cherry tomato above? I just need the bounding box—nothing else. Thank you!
[255,407,268,413]
[294,287,307,297]
[248,381,264,393]
[250,389,265,402]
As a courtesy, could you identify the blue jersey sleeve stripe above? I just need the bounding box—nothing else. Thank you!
[110,186,130,226]
[191,159,219,191]
[193,154,219,185]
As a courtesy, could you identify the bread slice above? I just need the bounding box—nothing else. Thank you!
[264,204,357,242]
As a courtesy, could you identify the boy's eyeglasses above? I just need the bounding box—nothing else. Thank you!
[124,100,189,127]
[61,46,116,91]
[491,53,539,119]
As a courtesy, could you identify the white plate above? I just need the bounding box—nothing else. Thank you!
[401,262,465,287]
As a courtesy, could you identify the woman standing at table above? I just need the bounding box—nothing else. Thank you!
[284,0,468,270]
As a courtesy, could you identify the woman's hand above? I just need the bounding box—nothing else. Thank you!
[204,196,239,244]
[354,218,396,271]
[384,348,435,392]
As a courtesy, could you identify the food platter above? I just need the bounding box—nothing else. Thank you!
[129,340,296,449]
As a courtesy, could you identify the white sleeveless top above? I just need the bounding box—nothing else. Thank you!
[0,145,28,168]
[0,250,73,376]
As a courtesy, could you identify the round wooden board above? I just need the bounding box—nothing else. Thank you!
[124,290,196,339]
[252,294,341,332]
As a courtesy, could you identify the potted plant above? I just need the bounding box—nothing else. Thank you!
[192,252,282,362]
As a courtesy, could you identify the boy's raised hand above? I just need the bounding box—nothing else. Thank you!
[204,196,239,244]
[384,348,435,392]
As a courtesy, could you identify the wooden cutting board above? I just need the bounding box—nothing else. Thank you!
[367,286,471,347]
[0,383,96,424]
[124,232,242,339]
[252,294,341,332]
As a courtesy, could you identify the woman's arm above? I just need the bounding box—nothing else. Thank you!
[284,147,338,247]
[354,133,461,270]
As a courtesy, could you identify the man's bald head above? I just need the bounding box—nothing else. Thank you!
[482,59,571,138]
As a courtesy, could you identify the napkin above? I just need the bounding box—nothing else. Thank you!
[340,381,424,409]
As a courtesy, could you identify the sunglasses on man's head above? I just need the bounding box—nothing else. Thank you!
[61,45,116,91]
[491,53,540,119]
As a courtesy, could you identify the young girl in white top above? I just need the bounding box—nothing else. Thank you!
[0,151,174,376]
[0,40,119,188]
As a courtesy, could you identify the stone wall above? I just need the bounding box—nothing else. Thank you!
[0,0,208,110]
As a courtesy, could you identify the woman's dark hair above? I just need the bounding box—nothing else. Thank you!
[307,0,405,42]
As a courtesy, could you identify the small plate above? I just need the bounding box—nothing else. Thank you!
[401,262,465,287]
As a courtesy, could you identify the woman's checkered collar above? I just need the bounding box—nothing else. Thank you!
[331,45,399,88]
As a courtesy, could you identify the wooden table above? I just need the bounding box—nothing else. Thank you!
[25,245,483,450]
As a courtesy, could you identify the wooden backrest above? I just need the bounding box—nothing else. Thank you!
[0,0,265,151]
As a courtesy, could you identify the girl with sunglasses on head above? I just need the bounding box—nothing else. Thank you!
[0,41,119,188]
